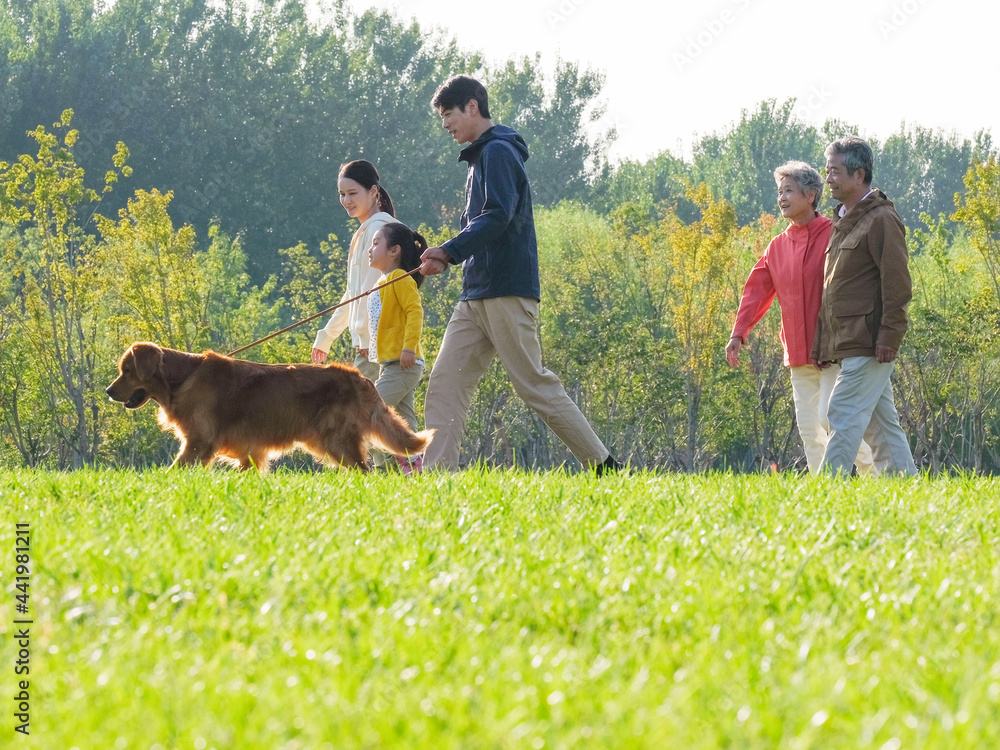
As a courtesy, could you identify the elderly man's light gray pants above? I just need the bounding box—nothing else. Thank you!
[821,356,917,476]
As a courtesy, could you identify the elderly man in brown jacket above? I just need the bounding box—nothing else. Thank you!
[811,137,918,476]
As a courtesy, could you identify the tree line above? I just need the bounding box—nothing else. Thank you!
[2,0,998,471]
[2,113,998,472]
[2,0,992,281]
[1,0,609,284]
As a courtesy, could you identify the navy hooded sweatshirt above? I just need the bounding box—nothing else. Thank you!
[441,125,541,301]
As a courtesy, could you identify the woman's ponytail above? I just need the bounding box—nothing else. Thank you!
[376,184,395,217]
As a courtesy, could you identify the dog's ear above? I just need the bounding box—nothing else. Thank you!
[131,343,163,381]
[159,347,188,385]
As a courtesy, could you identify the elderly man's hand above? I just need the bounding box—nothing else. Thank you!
[876,344,898,363]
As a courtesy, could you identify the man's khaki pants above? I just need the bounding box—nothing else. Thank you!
[423,297,608,470]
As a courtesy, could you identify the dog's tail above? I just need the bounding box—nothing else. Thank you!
[366,401,435,457]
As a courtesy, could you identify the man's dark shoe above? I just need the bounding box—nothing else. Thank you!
[594,455,623,476]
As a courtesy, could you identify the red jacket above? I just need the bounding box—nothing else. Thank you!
[730,214,832,367]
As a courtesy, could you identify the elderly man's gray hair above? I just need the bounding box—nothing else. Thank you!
[825,136,874,185]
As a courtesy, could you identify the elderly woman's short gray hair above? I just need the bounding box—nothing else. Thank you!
[773,160,823,209]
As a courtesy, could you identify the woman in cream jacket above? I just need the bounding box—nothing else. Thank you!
[311,159,396,383]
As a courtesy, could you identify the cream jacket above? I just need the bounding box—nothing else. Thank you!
[312,211,395,354]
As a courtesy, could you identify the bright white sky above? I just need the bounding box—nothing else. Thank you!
[343,0,999,163]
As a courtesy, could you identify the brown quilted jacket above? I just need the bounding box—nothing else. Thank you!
[812,190,912,362]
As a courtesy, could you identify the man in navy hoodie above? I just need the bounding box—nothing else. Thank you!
[420,75,619,473]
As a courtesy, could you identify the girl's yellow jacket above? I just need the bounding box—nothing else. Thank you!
[369,269,423,363]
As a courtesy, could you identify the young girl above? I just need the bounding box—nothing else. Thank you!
[311,159,395,383]
[367,222,428,475]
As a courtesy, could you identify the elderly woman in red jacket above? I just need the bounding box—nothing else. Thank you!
[726,160,873,475]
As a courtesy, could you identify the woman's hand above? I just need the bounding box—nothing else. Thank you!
[725,336,743,367]
[400,350,416,370]
[311,348,327,364]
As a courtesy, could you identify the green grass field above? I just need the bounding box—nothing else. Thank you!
[1,468,998,749]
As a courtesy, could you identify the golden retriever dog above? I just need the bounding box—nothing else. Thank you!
[106,342,433,472]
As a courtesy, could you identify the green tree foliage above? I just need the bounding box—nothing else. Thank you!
[647,98,997,233]
[717,213,799,471]
[895,216,1000,472]
[952,155,1000,305]
[538,202,685,468]
[95,189,282,356]
[3,111,999,471]
[274,234,354,365]
[95,190,208,351]
[0,0,611,285]
[692,99,823,226]
[487,56,612,207]
[877,125,993,230]
[0,114,281,468]
[589,152,698,223]
[0,111,130,467]
[656,184,740,469]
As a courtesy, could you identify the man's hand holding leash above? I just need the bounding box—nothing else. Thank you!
[420,246,450,276]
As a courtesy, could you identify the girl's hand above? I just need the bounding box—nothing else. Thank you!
[400,350,416,370]
[311,348,328,364]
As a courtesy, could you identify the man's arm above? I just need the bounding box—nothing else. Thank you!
[811,314,831,369]
[871,209,912,354]
[438,143,521,264]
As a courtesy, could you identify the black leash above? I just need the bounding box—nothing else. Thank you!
[227,267,421,357]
